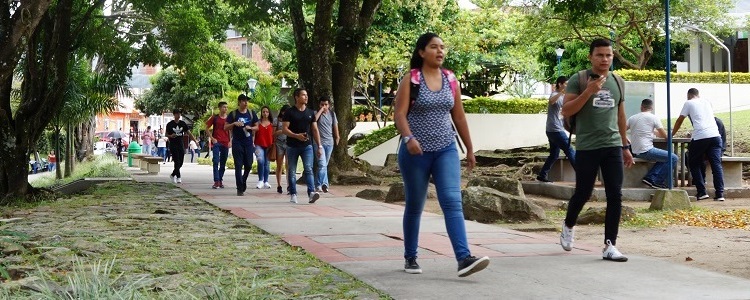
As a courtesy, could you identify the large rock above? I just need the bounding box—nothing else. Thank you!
[384,153,398,168]
[385,183,405,203]
[356,189,386,201]
[577,206,637,224]
[337,174,381,186]
[650,189,691,211]
[467,176,525,197]
[461,186,546,223]
[348,133,366,145]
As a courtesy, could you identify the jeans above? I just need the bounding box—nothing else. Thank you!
[232,143,255,192]
[564,147,623,245]
[398,141,470,261]
[142,143,152,155]
[688,137,724,197]
[169,144,185,178]
[158,147,167,161]
[212,143,229,183]
[287,144,314,197]
[255,146,271,183]
[634,147,679,186]
[315,144,334,188]
[539,131,576,179]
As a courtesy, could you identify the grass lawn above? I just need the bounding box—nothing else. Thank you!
[1,183,387,299]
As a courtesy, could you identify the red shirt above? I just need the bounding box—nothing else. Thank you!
[254,122,274,148]
[205,115,230,146]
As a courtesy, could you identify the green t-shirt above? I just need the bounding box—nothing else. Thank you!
[565,70,623,151]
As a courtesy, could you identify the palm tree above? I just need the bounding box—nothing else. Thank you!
[50,57,125,179]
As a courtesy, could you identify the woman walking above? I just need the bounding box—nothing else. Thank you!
[273,105,290,194]
[255,106,274,189]
[393,32,489,277]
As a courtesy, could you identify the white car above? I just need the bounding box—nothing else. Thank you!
[94,141,117,156]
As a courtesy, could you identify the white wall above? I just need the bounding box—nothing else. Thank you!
[356,114,549,166]
[627,81,750,121]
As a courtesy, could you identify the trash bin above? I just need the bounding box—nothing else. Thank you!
[127,142,142,167]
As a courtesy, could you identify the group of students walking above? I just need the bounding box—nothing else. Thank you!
[194,90,339,203]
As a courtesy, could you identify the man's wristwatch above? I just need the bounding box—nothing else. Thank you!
[621,144,631,150]
[403,135,415,144]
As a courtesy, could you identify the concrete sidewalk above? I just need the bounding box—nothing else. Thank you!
[131,162,750,299]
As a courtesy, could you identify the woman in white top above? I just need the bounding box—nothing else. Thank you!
[189,139,199,163]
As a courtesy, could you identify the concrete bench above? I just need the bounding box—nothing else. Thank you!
[130,153,149,167]
[537,155,657,188]
[142,156,163,174]
[701,156,750,188]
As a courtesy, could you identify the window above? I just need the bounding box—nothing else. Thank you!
[241,43,253,58]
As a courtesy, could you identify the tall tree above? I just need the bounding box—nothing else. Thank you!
[1,0,231,199]
[527,0,735,69]
[231,0,382,172]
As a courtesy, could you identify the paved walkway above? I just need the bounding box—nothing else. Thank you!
[131,162,750,299]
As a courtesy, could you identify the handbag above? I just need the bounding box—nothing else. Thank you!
[267,143,277,161]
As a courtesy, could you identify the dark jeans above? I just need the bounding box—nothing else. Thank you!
[564,147,623,245]
[688,136,724,197]
[169,144,185,178]
[233,143,254,193]
[539,131,576,179]
[212,143,229,183]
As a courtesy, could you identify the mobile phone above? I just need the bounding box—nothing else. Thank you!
[589,73,601,79]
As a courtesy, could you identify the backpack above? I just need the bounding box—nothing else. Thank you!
[399,68,465,153]
[564,70,625,136]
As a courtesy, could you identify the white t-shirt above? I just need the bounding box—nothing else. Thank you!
[679,97,720,140]
[189,140,198,150]
[627,112,662,154]
[157,137,167,148]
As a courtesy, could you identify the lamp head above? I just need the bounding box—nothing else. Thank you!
[247,78,258,92]
[555,48,565,57]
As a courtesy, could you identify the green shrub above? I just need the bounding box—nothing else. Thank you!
[31,156,129,188]
[617,69,748,83]
[353,125,398,156]
[462,97,548,114]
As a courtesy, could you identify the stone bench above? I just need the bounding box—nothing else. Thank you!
[141,156,163,175]
[701,156,750,188]
[537,155,657,188]
[130,153,149,167]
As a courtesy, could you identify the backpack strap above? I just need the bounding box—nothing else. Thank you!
[577,70,588,95]
[612,72,625,104]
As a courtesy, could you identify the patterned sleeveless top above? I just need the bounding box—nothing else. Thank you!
[407,72,455,152]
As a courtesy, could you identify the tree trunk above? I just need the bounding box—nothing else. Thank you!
[330,0,382,174]
[75,117,95,161]
[65,124,73,177]
[55,128,63,179]
[1,0,75,198]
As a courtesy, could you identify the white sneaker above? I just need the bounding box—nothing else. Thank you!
[290,194,298,204]
[176,178,182,183]
[263,182,271,189]
[256,181,263,189]
[602,239,628,262]
[560,223,574,251]
[170,175,177,184]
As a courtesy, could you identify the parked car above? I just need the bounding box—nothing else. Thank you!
[93,141,117,156]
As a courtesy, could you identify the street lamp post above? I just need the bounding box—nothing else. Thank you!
[685,25,734,156]
[247,78,258,94]
[555,48,565,77]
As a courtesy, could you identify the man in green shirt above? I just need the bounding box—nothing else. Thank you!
[559,39,634,262]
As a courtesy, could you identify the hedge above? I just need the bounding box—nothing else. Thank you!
[617,69,744,83]
[462,97,547,114]
[353,125,398,156]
